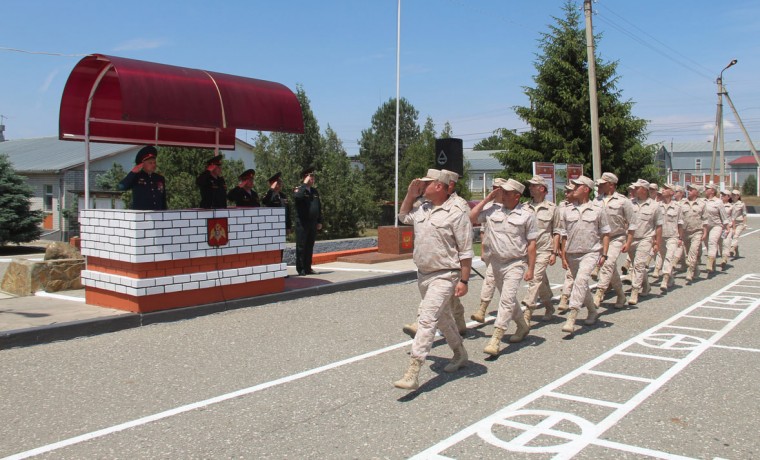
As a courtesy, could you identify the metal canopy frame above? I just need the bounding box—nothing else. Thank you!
[59,54,304,207]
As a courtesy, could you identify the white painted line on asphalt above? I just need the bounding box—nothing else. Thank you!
[33,291,86,302]
[1,338,414,460]
[411,273,760,459]
[664,325,721,333]
[738,228,759,238]
[681,315,732,322]
[583,370,654,383]
[711,344,760,353]
[546,392,623,408]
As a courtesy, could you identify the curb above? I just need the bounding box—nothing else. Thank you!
[0,270,417,350]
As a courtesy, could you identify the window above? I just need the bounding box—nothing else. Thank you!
[43,185,53,211]
[695,159,701,172]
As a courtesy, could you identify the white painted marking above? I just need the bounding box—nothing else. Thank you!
[412,274,760,459]
[738,228,759,238]
[681,315,732,322]
[33,291,86,303]
[1,338,413,460]
[616,351,681,362]
[546,392,622,408]
[583,370,654,383]
[711,344,760,353]
[698,305,744,312]
[664,325,721,333]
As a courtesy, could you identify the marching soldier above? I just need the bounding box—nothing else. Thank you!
[730,189,747,257]
[677,184,707,282]
[702,184,728,274]
[118,145,167,211]
[592,172,636,309]
[471,178,507,324]
[522,175,560,323]
[558,176,610,333]
[627,179,662,305]
[470,179,536,355]
[556,182,577,313]
[656,184,684,293]
[719,190,735,270]
[394,170,472,390]
[196,154,227,209]
[227,169,260,207]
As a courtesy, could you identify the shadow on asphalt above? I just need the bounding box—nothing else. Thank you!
[396,358,489,402]
[0,310,50,318]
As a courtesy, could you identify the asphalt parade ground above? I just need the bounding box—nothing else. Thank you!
[1,218,759,459]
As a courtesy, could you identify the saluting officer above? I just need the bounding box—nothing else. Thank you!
[394,169,472,390]
[294,167,322,276]
[470,178,536,356]
[262,172,292,234]
[558,176,610,333]
[118,145,167,210]
[227,169,260,207]
[196,155,227,209]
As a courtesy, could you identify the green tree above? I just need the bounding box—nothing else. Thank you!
[97,162,130,207]
[317,127,374,238]
[358,97,421,203]
[400,117,436,190]
[742,174,757,197]
[498,1,656,186]
[0,154,43,245]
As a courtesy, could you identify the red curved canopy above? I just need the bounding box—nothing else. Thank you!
[59,54,304,149]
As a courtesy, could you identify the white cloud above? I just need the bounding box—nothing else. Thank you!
[113,38,168,51]
[38,69,59,94]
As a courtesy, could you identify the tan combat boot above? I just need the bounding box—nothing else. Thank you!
[660,274,670,294]
[584,303,599,325]
[720,256,728,271]
[706,257,715,273]
[393,357,424,390]
[470,301,489,323]
[642,278,651,296]
[483,327,506,356]
[685,267,694,282]
[593,288,605,308]
[444,344,468,373]
[541,302,555,321]
[628,289,639,305]
[613,286,627,308]
[653,267,661,279]
[402,322,417,339]
[562,309,578,333]
[557,294,570,312]
[509,315,531,343]
[523,305,535,324]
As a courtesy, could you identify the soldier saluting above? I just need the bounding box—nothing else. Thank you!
[227,169,260,207]
[196,154,227,209]
[118,145,167,210]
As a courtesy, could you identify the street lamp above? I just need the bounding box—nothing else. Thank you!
[711,59,737,191]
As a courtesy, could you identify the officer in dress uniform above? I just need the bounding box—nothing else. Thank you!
[118,146,167,210]
[294,167,322,276]
[196,155,227,209]
[393,169,472,390]
[227,169,260,207]
[262,172,292,233]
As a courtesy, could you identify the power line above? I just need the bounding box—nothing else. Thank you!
[0,46,87,57]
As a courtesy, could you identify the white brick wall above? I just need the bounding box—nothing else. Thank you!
[81,263,287,297]
[80,208,286,263]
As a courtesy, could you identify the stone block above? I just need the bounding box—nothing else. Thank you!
[1,258,85,296]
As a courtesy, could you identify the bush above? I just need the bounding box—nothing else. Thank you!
[742,174,757,196]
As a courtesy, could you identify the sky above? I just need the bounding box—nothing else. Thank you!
[2,0,760,156]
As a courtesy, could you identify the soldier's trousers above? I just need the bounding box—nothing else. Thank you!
[411,269,463,360]
[566,252,598,311]
[295,222,317,273]
[561,265,575,297]
[629,237,653,291]
[705,225,722,259]
[720,230,732,260]
[596,235,626,293]
[731,222,746,250]
[522,251,553,306]
[491,257,527,330]
[479,262,498,304]
[659,236,680,276]
[675,230,702,273]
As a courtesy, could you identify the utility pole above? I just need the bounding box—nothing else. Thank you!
[584,0,601,180]
[711,59,737,190]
